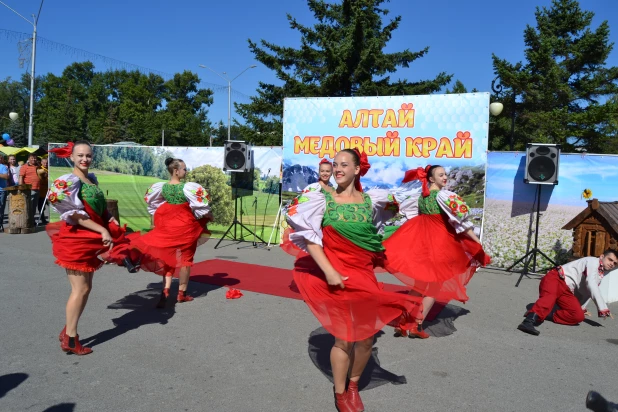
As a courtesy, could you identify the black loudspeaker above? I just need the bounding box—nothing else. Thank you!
[224,140,252,172]
[231,171,254,199]
[524,143,560,185]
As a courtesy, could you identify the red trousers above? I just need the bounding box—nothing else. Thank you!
[530,269,585,325]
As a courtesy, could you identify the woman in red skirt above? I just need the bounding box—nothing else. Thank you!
[382,165,490,338]
[130,157,212,308]
[283,149,422,412]
[47,141,137,355]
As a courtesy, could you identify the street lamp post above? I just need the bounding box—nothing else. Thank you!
[198,64,257,141]
[491,75,516,151]
[0,0,45,147]
[6,95,28,144]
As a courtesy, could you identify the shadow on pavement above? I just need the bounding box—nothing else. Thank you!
[0,373,28,399]
[80,281,219,348]
[43,403,76,412]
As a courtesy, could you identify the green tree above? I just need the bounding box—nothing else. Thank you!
[34,63,214,147]
[0,77,29,147]
[157,71,215,147]
[186,165,233,225]
[236,0,452,145]
[446,79,478,94]
[491,0,618,152]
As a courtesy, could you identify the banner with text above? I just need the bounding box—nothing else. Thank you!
[280,93,491,240]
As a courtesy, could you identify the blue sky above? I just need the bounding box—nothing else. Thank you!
[486,152,618,206]
[1,0,617,129]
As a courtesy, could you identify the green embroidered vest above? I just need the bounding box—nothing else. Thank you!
[79,182,106,217]
[322,190,384,252]
[418,190,441,215]
[162,183,187,204]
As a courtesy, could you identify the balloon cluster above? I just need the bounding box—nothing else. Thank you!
[1,133,15,146]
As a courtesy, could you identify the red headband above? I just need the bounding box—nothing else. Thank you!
[353,148,370,192]
[319,158,332,166]
[402,164,432,197]
[48,141,75,158]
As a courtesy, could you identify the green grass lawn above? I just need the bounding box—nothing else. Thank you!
[49,167,284,242]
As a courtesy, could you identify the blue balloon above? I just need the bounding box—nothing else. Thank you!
[1,133,9,141]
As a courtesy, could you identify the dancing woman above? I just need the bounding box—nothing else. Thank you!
[47,141,136,355]
[283,149,422,412]
[130,157,212,308]
[304,158,335,194]
[381,165,490,338]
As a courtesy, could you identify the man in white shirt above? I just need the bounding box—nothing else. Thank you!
[518,249,618,336]
[7,155,19,186]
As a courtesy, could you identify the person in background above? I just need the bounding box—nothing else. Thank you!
[132,157,212,308]
[7,155,20,186]
[379,165,490,338]
[37,157,49,225]
[517,249,618,336]
[19,153,41,224]
[0,154,8,232]
[303,158,335,194]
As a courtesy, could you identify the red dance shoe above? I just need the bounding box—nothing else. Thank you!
[61,334,93,356]
[59,326,66,342]
[334,389,355,412]
[177,290,194,303]
[409,323,430,339]
[393,327,408,337]
[156,288,170,309]
[347,380,365,412]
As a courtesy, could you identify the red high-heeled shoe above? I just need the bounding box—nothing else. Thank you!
[393,327,408,337]
[59,326,66,342]
[409,323,430,339]
[177,290,194,303]
[346,380,365,412]
[156,288,170,308]
[61,334,93,356]
[334,388,355,412]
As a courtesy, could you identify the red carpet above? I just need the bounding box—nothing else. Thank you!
[188,259,447,321]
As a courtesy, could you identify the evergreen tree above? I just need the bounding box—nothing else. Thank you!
[236,0,452,145]
[491,0,618,152]
[446,80,478,94]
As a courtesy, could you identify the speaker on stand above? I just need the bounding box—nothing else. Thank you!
[215,141,267,249]
[508,143,560,286]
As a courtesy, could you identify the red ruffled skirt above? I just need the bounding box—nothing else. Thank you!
[127,202,210,276]
[382,213,490,303]
[285,226,423,342]
[46,208,132,273]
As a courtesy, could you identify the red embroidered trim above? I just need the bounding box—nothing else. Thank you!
[54,259,101,273]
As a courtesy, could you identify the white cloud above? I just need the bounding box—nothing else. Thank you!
[487,163,520,172]
[166,147,223,169]
[363,161,405,185]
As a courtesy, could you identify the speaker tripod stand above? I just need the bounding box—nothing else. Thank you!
[506,184,556,287]
[237,195,271,251]
[214,186,267,249]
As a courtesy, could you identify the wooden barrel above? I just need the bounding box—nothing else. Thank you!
[5,184,34,234]
[106,199,120,224]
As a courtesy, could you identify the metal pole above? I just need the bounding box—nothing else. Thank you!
[509,92,516,151]
[27,23,36,147]
[227,80,231,141]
